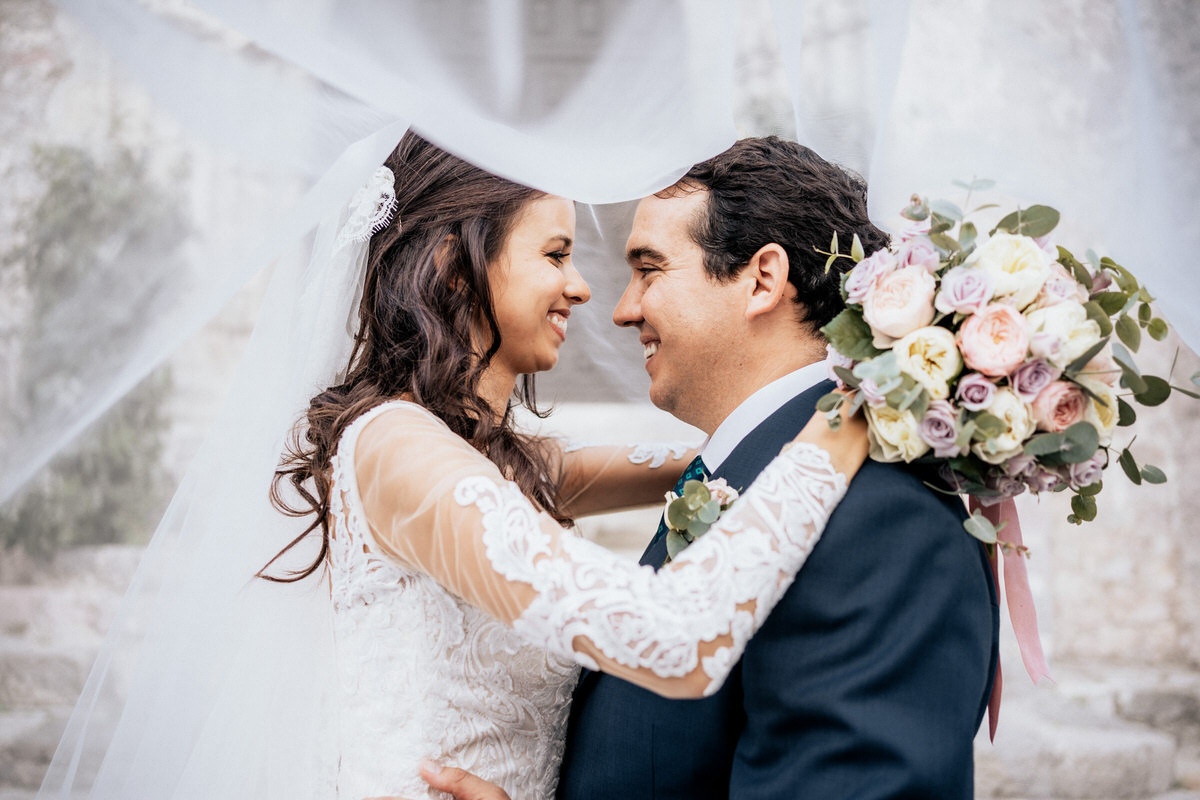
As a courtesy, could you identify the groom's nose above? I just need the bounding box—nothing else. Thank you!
[612,276,643,328]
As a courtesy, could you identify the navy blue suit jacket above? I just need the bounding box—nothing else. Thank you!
[556,380,999,799]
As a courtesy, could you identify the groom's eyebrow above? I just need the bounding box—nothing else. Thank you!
[627,246,667,266]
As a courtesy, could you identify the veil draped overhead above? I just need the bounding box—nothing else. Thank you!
[15,1,1197,797]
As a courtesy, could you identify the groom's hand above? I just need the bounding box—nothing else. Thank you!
[363,759,511,800]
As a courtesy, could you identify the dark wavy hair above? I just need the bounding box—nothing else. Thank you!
[665,136,890,332]
[263,132,567,582]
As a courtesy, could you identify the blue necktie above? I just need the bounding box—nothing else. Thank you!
[641,454,708,566]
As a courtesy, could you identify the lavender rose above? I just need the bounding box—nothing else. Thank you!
[1068,451,1105,489]
[1025,464,1068,494]
[845,249,898,305]
[981,469,1026,505]
[859,377,888,407]
[955,371,997,411]
[826,344,855,388]
[1008,359,1061,403]
[918,400,964,458]
[935,266,994,315]
[896,237,941,273]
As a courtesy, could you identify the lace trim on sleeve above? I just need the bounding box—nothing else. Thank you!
[454,440,846,696]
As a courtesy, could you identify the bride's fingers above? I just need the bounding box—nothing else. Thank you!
[418,760,512,800]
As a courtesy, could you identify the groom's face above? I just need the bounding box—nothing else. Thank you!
[615,189,744,431]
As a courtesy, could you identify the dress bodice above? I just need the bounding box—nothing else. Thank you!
[327,403,578,800]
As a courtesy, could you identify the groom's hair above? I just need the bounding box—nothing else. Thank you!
[664,136,889,333]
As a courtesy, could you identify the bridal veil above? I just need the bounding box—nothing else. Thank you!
[11,1,1197,798]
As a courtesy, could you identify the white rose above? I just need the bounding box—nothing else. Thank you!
[1024,301,1103,370]
[893,326,963,401]
[972,387,1036,464]
[866,404,930,463]
[970,232,1053,310]
[1078,377,1118,445]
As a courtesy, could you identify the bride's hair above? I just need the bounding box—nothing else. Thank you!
[264,131,568,582]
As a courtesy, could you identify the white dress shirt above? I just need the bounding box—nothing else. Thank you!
[700,360,830,472]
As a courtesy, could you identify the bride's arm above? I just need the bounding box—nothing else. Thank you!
[352,404,866,699]
[550,440,698,516]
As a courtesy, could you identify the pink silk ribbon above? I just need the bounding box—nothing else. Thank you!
[969,496,1053,741]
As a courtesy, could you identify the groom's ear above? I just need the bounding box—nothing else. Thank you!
[744,243,794,321]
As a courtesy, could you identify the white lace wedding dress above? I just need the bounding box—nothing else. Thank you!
[325,400,850,799]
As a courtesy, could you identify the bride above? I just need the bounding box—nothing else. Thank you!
[264,131,868,799]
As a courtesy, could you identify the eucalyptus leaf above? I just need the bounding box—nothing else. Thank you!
[833,366,860,389]
[825,253,838,273]
[1079,479,1103,496]
[665,531,690,561]
[1084,300,1113,338]
[1138,303,1153,325]
[1024,431,1066,457]
[697,499,721,524]
[1059,422,1100,464]
[1148,318,1169,341]
[1132,375,1171,406]
[963,511,999,544]
[1065,338,1110,374]
[959,221,977,251]
[930,199,963,221]
[687,518,712,537]
[1111,344,1148,394]
[1085,249,1101,270]
[1105,260,1139,294]
[974,412,1007,440]
[954,178,996,192]
[1118,448,1142,485]
[682,480,710,505]
[1117,397,1137,426]
[666,498,692,530]
[901,195,930,221]
[1116,314,1142,352]
[1170,384,1200,400]
[1071,493,1097,522]
[1140,464,1167,485]
[992,205,1060,238]
[821,308,884,361]
[1094,292,1128,316]
[929,232,959,252]
[817,391,844,413]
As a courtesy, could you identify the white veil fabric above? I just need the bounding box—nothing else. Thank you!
[14,1,1198,798]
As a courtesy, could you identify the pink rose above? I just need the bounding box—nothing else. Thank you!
[956,303,1029,378]
[1031,380,1088,432]
[935,266,994,315]
[862,265,936,347]
[845,249,898,305]
[896,237,941,273]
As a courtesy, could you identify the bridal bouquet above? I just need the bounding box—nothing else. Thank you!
[818,182,1197,543]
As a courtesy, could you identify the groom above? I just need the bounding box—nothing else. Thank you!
[422,138,999,799]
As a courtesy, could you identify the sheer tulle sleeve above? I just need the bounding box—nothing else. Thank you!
[553,439,697,516]
[348,403,848,699]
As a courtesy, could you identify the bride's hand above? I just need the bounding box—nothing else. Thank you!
[791,392,869,483]
[364,760,511,800]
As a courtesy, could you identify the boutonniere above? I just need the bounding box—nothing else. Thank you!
[662,477,740,562]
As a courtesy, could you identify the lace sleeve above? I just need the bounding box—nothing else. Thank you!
[555,440,698,516]
[350,403,848,699]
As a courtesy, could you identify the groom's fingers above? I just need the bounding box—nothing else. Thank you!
[418,761,512,800]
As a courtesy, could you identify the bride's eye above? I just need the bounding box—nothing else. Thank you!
[546,250,570,265]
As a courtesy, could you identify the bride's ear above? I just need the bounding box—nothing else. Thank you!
[744,243,793,321]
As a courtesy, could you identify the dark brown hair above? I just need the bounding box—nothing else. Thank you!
[665,136,890,332]
[264,132,567,582]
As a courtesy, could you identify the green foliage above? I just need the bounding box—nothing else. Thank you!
[0,144,180,559]
[991,205,1060,238]
[821,308,884,361]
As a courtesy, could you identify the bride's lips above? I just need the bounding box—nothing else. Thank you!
[548,309,570,340]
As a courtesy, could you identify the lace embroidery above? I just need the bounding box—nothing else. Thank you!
[560,439,694,468]
[455,441,846,696]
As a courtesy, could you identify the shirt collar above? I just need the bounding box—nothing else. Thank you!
[700,360,829,472]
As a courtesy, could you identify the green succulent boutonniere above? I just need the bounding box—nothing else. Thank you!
[662,477,740,563]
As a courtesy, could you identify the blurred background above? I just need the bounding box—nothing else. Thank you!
[2,1,1200,797]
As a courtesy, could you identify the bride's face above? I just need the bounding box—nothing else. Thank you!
[488,194,589,377]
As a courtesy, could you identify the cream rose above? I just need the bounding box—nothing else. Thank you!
[970,232,1053,310]
[1024,301,1103,370]
[956,303,1029,377]
[866,404,930,463]
[971,387,1036,464]
[893,326,962,400]
[1078,377,1118,444]
[862,265,936,348]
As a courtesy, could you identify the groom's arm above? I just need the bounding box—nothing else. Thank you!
[550,439,696,516]
[730,463,997,799]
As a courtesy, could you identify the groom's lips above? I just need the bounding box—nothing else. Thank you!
[640,336,660,362]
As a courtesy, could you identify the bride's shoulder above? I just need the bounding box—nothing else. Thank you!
[336,398,462,462]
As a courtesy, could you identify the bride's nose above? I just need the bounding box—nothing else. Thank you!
[565,262,591,305]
